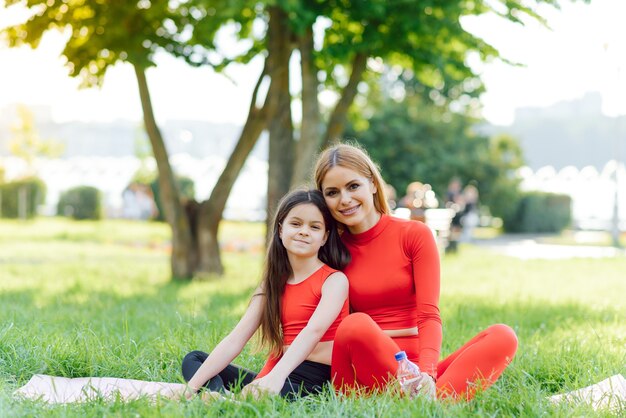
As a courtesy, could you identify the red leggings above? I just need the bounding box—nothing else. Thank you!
[331,313,518,400]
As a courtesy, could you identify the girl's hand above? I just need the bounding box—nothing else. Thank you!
[241,375,284,398]
[200,391,229,402]
[183,384,198,400]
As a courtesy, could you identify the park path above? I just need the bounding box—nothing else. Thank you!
[472,233,625,260]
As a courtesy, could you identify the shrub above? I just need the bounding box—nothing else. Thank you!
[0,177,46,218]
[503,191,572,233]
[57,186,102,220]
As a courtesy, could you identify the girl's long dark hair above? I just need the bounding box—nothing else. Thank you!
[259,189,351,356]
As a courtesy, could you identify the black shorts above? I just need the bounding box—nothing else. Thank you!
[182,350,330,399]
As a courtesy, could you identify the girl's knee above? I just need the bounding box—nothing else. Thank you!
[181,350,207,380]
[182,350,206,363]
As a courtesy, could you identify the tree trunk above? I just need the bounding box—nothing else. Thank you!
[134,65,196,279]
[197,63,271,276]
[266,6,294,231]
[321,52,368,148]
[291,26,321,188]
[191,8,291,276]
[18,185,27,220]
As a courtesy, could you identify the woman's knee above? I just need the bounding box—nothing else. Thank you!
[487,324,518,357]
[335,313,377,344]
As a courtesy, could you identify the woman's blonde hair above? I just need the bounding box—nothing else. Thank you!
[313,143,390,215]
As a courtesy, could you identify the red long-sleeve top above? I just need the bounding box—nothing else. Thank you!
[341,214,442,377]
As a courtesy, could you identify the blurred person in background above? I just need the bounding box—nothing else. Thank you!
[445,178,464,253]
[460,184,480,243]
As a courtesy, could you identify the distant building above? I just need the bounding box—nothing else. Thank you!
[480,92,626,170]
[0,104,267,161]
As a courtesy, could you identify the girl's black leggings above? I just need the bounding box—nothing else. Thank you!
[181,350,330,399]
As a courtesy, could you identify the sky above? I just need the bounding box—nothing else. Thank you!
[1,0,625,127]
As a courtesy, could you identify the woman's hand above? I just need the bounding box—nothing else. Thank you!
[413,372,436,400]
[241,374,284,398]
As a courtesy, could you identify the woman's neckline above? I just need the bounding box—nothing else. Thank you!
[343,214,391,244]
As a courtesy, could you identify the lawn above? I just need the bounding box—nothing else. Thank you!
[1,218,624,417]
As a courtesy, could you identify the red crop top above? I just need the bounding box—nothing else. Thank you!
[256,264,348,379]
[341,215,442,375]
[281,264,349,345]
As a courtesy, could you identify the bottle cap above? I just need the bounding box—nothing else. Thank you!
[394,351,407,361]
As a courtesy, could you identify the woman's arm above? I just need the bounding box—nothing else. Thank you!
[409,221,442,379]
[186,287,264,393]
[243,272,348,395]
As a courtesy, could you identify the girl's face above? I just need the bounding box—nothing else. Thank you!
[320,165,379,234]
[280,203,328,258]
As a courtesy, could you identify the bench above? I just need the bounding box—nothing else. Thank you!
[392,207,455,253]
[424,208,456,253]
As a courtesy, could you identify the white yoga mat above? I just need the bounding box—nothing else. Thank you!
[13,374,186,403]
[549,374,626,412]
[13,373,626,410]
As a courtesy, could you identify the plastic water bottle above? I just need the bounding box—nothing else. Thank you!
[395,350,422,396]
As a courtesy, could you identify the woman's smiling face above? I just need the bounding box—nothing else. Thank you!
[320,165,380,234]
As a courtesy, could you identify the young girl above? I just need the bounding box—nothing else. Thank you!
[181,189,351,399]
[314,143,518,400]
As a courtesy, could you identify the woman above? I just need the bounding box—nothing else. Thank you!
[314,143,518,400]
[181,189,351,399]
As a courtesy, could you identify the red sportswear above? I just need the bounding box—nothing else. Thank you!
[333,215,518,399]
[341,214,442,377]
[281,264,348,344]
[257,264,348,378]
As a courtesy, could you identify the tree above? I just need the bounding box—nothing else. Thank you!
[254,0,578,231]
[6,105,63,219]
[1,0,267,278]
[348,69,524,218]
[3,0,217,278]
[2,0,582,278]
[8,105,64,175]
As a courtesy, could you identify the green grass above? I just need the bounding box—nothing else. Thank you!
[1,218,624,417]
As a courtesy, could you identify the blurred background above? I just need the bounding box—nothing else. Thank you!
[1,0,624,278]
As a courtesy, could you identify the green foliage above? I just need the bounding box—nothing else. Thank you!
[150,176,195,221]
[8,105,64,170]
[0,177,46,219]
[481,134,525,220]
[348,76,524,218]
[131,163,158,186]
[318,0,496,98]
[57,186,103,220]
[504,192,572,233]
[0,0,233,86]
[0,219,623,416]
[1,0,568,99]
[133,126,152,161]
[1,0,589,281]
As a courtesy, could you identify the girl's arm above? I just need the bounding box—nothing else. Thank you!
[186,287,264,393]
[243,272,348,395]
